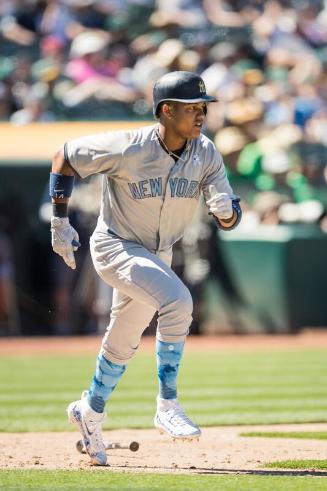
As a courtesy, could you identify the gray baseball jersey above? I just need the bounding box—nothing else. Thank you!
[65,123,233,255]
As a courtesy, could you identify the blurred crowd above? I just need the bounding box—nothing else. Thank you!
[1,0,327,334]
[1,0,327,226]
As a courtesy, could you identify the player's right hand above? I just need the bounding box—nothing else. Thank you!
[207,191,233,220]
[51,217,81,270]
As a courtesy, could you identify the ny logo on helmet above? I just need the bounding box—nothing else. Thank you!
[199,80,206,93]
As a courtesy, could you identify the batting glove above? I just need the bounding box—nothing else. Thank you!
[51,217,80,270]
[207,192,233,220]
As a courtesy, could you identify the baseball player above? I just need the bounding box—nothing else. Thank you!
[50,71,242,466]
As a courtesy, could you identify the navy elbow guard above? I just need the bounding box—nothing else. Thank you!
[215,198,242,231]
[49,173,74,199]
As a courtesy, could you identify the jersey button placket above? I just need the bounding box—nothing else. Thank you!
[157,159,182,252]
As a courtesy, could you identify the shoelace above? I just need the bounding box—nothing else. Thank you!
[164,406,195,428]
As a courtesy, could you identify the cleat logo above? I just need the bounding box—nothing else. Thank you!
[84,422,94,437]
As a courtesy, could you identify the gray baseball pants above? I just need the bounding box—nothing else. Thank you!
[90,230,192,364]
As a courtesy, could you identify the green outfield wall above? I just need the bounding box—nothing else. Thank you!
[202,225,327,334]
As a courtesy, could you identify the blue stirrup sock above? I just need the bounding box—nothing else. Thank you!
[87,354,126,413]
[156,339,185,400]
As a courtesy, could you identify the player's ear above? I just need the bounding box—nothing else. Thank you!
[162,103,173,118]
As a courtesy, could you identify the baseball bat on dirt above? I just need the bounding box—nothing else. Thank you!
[76,439,139,453]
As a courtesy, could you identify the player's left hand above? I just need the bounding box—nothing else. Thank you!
[207,191,233,220]
[51,217,81,269]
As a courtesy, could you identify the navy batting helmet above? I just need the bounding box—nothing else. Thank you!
[153,71,217,118]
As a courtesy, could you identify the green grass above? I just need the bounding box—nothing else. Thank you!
[1,470,327,491]
[241,431,327,439]
[1,349,327,431]
[265,460,327,470]
[1,349,327,490]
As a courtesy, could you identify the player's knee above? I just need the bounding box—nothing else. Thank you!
[162,286,193,325]
[157,286,193,341]
[177,287,193,320]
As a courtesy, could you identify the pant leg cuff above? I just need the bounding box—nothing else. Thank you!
[156,330,189,344]
[100,347,134,365]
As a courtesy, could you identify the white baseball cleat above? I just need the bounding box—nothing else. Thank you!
[154,396,201,440]
[67,392,107,466]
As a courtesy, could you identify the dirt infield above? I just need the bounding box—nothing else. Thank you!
[1,331,327,475]
[1,423,327,474]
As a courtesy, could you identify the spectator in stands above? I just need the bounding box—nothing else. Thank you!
[1,0,327,218]
[150,0,208,29]
[10,81,55,125]
[0,231,19,335]
[62,30,138,108]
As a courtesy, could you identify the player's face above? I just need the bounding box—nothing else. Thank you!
[169,102,207,139]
